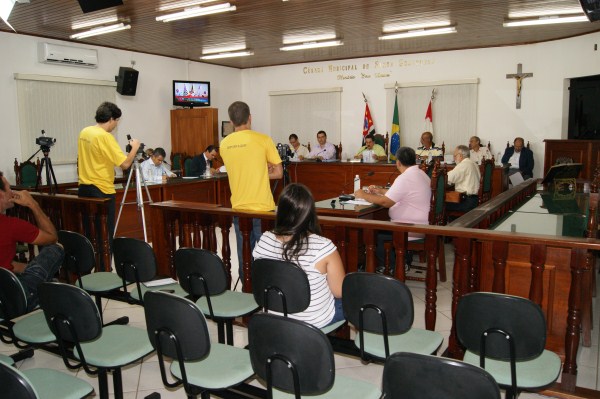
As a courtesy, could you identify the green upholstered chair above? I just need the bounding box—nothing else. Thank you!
[182,155,194,177]
[59,230,127,326]
[252,258,345,334]
[143,290,254,399]
[170,152,184,176]
[0,361,93,399]
[456,292,562,399]
[0,354,14,365]
[342,272,443,361]
[382,352,501,399]
[248,313,381,399]
[175,248,258,345]
[112,237,187,305]
[14,157,40,188]
[38,282,154,399]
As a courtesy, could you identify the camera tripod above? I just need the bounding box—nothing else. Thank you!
[27,146,58,194]
[114,156,153,242]
[271,159,291,195]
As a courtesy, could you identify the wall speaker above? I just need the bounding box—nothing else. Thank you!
[116,67,139,96]
[579,0,600,21]
[77,0,123,13]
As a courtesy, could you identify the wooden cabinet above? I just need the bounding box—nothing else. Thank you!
[543,139,600,180]
[170,108,218,156]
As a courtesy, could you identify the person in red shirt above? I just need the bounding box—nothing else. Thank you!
[0,171,63,311]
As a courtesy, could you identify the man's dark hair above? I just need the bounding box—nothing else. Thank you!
[317,130,327,137]
[396,147,416,167]
[153,148,166,158]
[365,134,375,142]
[514,137,524,146]
[228,101,250,127]
[95,102,122,123]
[289,133,298,141]
[205,145,217,153]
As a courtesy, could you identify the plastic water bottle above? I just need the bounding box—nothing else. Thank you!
[497,152,502,164]
[354,174,360,192]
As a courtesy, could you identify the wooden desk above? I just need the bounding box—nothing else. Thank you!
[544,139,600,180]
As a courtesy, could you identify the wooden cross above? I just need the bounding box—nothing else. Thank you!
[506,63,533,109]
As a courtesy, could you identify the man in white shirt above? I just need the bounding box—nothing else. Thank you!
[468,136,493,164]
[140,147,176,182]
[306,130,336,160]
[447,145,481,212]
[289,133,309,161]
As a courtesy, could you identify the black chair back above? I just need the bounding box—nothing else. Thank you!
[0,362,37,399]
[175,248,227,298]
[58,230,96,278]
[38,282,102,343]
[252,258,310,315]
[144,290,210,361]
[113,237,157,282]
[248,313,335,396]
[382,352,501,399]
[0,268,27,320]
[342,272,413,334]
[456,292,547,361]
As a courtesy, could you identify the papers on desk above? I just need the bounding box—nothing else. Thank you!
[340,199,371,205]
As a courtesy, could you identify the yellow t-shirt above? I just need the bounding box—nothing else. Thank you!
[78,125,127,194]
[220,129,282,211]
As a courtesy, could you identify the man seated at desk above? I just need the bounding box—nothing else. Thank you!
[304,130,336,161]
[353,147,431,273]
[140,147,176,182]
[188,145,219,177]
[416,131,443,161]
[354,134,387,162]
[501,137,534,179]
[447,145,481,213]
[289,133,309,161]
[469,136,493,164]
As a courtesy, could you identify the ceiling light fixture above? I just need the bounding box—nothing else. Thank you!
[280,39,342,51]
[72,16,119,30]
[156,3,236,22]
[503,14,588,27]
[201,50,254,59]
[158,0,216,12]
[70,23,131,39]
[379,26,456,40]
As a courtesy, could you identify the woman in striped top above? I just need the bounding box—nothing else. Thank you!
[252,183,345,328]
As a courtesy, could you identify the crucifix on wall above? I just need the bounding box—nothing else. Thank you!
[506,63,533,109]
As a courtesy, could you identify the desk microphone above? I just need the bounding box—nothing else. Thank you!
[385,171,399,188]
[313,149,326,161]
[339,171,375,201]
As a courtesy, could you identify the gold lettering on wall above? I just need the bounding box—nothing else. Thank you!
[299,58,435,80]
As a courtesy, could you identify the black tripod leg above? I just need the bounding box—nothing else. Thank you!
[35,158,45,191]
[46,157,59,194]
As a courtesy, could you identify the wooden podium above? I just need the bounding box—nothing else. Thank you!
[543,139,600,180]
[170,108,218,156]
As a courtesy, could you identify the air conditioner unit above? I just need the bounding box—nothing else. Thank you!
[38,43,98,68]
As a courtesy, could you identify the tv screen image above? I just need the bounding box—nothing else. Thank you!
[173,80,210,107]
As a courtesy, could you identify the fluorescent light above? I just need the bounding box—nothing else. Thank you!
[0,0,15,21]
[201,50,253,59]
[503,14,588,27]
[156,3,235,22]
[72,16,119,30]
[70,23,131,39]
[379,26,456,40]
[280,39,342,51]
[158,0,216,12]
[383,21,451,33]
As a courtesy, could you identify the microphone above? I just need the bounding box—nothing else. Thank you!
[385,171,399,188]
[313,149,326,161]
[339,171,375,201]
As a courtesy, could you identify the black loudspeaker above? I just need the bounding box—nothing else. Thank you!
[579,0,600,21]
[116,67,139,96]
[77,0,123,13]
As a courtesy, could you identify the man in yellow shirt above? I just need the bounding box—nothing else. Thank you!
[78,102,140,257]
[354,134,387,162]
[220,101,282,281]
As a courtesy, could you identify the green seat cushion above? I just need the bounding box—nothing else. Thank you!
[0,354,14,365]
[23,368,93,399]
[170,343,253,389]
[77,272,123,292]
[321,319,346,335]
[75,325,153,367]
[130,282,188,302]
[195,291,258,318]
[13,311,55,344]
[354,328,443,359]
[463,349,562,389]
[269,374,381,399]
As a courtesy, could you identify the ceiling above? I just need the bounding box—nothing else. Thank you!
[2,0,600,69]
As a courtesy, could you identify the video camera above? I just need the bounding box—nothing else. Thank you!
[126,134,145,155]
[36,130,56,149]
[276,143,292,162]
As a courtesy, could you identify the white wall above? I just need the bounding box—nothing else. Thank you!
[0,31,242,184]
[242,32,600,178]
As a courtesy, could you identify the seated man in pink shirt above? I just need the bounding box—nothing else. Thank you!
[354,147,431,273]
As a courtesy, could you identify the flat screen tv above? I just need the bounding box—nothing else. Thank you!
[173,80,210,108]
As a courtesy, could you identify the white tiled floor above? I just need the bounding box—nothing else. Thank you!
[2,238,598,398]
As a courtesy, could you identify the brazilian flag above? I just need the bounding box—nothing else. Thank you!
[389,93,400,160]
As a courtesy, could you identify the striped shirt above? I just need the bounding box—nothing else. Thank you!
[252,231,336,328]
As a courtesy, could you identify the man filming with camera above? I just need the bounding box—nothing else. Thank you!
[78,102,140,253]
